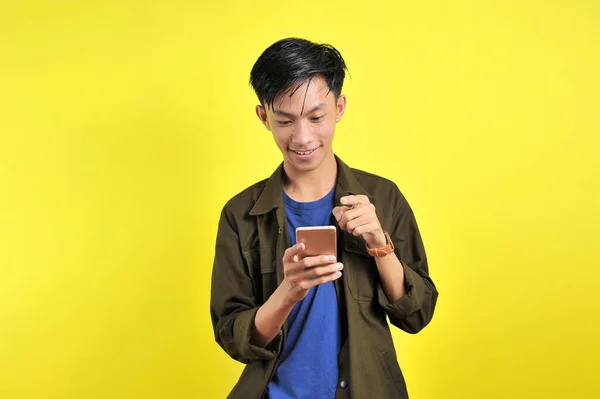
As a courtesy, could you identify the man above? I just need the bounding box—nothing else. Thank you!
[210,38,438,399]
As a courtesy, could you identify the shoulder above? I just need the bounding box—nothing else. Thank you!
[349,167,408,209]
[221,178,268,218]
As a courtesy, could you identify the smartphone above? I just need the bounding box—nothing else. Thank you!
[295,226,337,259]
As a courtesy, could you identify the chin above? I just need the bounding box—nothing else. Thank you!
[296,157,327,173]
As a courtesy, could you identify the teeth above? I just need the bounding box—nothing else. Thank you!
[293,149,316,155]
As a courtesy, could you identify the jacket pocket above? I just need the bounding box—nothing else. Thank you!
[243,247,277,305]
[343,233,379,302]
[380,349,408,398]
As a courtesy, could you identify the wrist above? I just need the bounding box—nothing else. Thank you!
[366,230,395,258]
[279,278,299,309]
[368,230,387,248]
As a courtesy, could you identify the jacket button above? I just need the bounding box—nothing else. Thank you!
[351,240,358,248]
[339,380,348,389]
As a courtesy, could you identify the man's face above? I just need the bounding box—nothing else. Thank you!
[256,76,346,174]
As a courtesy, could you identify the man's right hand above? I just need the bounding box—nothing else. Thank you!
[251,243,343,347]
[282,243,344,305]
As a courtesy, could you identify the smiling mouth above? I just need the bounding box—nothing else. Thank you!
[289,147,320,156]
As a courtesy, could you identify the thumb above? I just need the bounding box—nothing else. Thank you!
[284,242,305,263]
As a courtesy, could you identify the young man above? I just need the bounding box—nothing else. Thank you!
[210,38,438,399]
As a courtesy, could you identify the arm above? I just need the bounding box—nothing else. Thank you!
[210,207,282,364]
[210,207,343,362]
[377,197,438,334]
[252,244,343,346]
[251,283,295,347]
[334,193,438,334]
[373,250,406,303]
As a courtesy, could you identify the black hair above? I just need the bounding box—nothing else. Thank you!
[250,37,348,111]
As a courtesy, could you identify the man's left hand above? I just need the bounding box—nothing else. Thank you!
[332,195,386,248]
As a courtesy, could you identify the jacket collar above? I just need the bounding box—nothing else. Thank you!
[249,155,371,216]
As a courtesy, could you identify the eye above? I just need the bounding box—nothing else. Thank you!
[276,120,292,126]
[311,115,325,122]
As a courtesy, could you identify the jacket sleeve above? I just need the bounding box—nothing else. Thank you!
[377,193,439,334]
[210,206,283,364]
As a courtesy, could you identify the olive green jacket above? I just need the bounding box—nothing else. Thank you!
[210,156,438,399]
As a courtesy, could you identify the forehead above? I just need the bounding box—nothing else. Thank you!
[270,76,335,116]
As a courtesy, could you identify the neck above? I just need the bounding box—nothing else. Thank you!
[283,153,337,202]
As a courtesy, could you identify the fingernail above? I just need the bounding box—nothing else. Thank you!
[327,255,336,262]
[341,197,347,204]
[336,263,344,270]
[335,271,342,278]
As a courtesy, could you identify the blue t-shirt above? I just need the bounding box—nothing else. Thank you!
[266,187,343,399]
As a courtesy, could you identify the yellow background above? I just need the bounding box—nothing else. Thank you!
[1,1,599,398]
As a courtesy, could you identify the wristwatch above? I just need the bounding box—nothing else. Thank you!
[366,230,395,257]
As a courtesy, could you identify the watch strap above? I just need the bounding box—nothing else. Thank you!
[366,230,395,257]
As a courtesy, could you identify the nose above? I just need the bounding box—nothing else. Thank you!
[291,120,312,147]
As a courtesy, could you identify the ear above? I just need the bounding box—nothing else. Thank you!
[255,105,271,131]
[335,95,347,123]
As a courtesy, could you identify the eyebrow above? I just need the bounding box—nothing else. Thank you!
[273,103,327,118]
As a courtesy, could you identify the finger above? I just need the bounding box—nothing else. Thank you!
[346,214,372,234]
[332,205,351,222]
[283,243,305,263]
[340,202,377,230]
[300,254,337,269]
[338,206,364,229]
[340,195,369,207]
[300,269,343,289]
[286,254,336,277]
[351,221,381,237]
[303,262,344,279]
